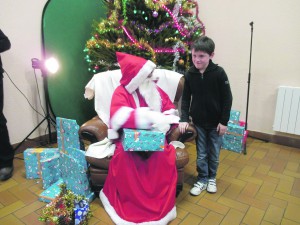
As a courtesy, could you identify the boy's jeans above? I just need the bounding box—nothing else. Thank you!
[195,125,223,183]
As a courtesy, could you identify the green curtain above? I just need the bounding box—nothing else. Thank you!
[43,0,106,125]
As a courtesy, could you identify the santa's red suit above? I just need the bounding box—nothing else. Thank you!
[100,52,178,224]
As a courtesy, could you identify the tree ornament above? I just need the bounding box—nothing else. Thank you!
[178,59,184,65]
[152,11,158,18]
[116,38,123,44]
[85,0,205,72]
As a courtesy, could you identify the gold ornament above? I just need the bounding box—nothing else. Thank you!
[116,38,123,44]
[178,59,185,65]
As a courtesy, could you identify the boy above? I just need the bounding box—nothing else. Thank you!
[0,29,14,181]
[179,36,232,195]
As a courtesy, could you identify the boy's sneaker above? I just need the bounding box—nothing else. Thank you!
[207,179,217,193]
[190,181,207,196]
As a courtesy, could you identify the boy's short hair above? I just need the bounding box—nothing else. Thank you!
[191,36,215,55]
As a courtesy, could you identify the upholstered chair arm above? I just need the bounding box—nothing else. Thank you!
[167,125,197,143]
[166,124,197,169]
[79,116,108,143]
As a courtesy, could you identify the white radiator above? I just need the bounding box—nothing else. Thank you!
[273,86,300,135]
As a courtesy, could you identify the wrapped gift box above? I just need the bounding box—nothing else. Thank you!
[222,135,244,153]
[39,178,64,203]
[64,147,88,171]
[122,128,165,151]
[229,110,241,124]
[40,154,61,189]
[226,124,245,135]
[74,199,90,225]
[60,149,94,202]
[222,123,245,153]
[56,117,81,151]
[24,148,59,179]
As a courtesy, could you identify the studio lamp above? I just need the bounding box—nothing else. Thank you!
[31,57,59,74]
[14,57,59,151]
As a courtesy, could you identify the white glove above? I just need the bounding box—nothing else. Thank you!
[150,113,179,134]
[145,110,167,124]
[164,114,180,124]
[152,123,170,133]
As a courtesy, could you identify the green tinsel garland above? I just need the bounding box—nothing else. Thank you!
[39,184,92,225]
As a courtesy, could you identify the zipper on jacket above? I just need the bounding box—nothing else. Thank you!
[200,73,204,79]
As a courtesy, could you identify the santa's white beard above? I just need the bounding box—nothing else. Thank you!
[139,78,162,112]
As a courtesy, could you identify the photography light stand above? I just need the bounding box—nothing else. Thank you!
[13,2,57,152]
[13,60,57,152]
[244,21,254,155]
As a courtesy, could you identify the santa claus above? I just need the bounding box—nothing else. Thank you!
[100,52,179,224]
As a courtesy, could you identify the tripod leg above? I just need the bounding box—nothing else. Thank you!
[243,143,247,155]
[50,116,56,124]
[46,115,52,144]
[13,117,48,151]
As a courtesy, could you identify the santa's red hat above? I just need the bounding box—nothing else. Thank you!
[116,52,156,93]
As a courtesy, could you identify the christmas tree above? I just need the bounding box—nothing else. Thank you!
[84,0,205,73]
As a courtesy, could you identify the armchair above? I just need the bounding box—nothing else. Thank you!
[79,69,197,196]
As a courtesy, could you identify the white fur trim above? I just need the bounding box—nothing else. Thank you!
[110,106,134,130]
[108,129,119,139]
[135,107,152,129]
[132,91,140,107]
[125,60,156,93]
[163,109,178,116]
[100,190,177,225]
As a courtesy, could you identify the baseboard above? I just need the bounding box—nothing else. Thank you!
[248,130,300,149]
[12,132,57,155]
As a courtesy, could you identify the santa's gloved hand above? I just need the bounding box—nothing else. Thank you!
[145,110,168,125]
[145,110,179,126]
[164,114,180,124]
[152,122,170,133]
[150,113,179,133]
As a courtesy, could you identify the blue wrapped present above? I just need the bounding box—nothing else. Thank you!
[39,178,64,203]
[56,117,81,151]
[222,135,244,153]
[222,123,245,153]
[122,129,165,151]
[229,110,241,124]
[60,149,94,201]
[74,199,90,225]
[40,154,61,189]
[24,148,59,179]
[226,124,245,135]
[64,147,88,171]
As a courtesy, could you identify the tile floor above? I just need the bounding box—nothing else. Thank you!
[0,138,300,224]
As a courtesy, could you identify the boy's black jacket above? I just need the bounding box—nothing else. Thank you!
[180,60,233,128]
[0,29,11,74]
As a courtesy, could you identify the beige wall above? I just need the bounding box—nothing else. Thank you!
[198,0,300,137]
[1,0,300,144]
[1,0,48,144]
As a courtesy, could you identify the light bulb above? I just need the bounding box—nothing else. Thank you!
[45,57,59,74]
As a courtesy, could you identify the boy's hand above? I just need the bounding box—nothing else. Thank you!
[178,122,189,133]
[217,123,227,135]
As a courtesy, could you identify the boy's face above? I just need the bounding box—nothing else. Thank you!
[191,49,214,72]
